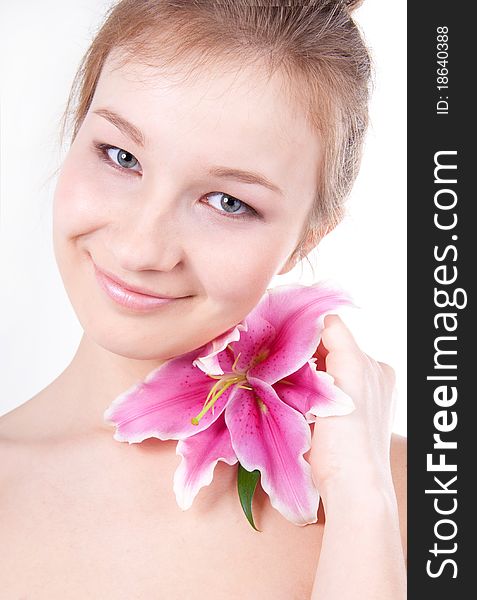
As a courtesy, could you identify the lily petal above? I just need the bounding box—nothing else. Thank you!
[273,359,355,423]
[173,412,238,510]
[229,313,276,373]
[248,284,351,384]
[225,376,319,526]
[193,321,248,376]
[104,349,232,442]
[306,362,356,420]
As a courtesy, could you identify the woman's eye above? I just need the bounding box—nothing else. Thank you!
[93,143,259,219]
[94,143,141,173]
[204,192,258,219]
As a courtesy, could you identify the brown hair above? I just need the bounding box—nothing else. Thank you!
[59,0,372,263]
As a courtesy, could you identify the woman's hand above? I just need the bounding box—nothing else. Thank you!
[308,314,406,599]
[310,314,397,497]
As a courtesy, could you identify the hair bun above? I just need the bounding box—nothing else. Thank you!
[343,0,364,12]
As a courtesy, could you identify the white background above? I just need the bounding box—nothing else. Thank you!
[0,1,407,435]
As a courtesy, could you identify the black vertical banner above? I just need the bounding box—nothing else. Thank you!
[408,2,472,596]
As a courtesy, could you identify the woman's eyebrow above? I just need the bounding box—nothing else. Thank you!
[93,107,146,148]
[207,167,284,197]
[92,107,284,197]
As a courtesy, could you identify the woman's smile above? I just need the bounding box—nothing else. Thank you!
[92,258,190,313]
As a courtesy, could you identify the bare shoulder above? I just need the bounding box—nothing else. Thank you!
[0,403,32,479]
[390,433,407,560]
[0,398,37,443]
[0,394,50,487]
[0,402,27,435]
[0,378,63,444]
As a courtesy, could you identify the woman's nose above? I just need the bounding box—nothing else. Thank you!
[108,197,185,273]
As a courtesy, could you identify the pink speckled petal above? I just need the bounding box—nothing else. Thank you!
[273,359,355,423]
[225,377,319,526]
[229,313,276,373]
[174,412,238,510]
[103,348,232,443]
[193,321,248,375]
[248,284,351,384]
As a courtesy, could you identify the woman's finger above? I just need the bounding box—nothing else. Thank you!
[321,314,360,354]
[320,315,367,399]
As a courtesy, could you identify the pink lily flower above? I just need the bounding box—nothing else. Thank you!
[104,283,355,526]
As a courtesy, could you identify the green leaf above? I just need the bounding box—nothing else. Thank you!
[237,462,261,532]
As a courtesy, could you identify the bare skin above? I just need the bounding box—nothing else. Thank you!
[0,324,406,600]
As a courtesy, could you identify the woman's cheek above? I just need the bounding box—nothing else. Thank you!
[196,234,284,315]
[53,159,113,242]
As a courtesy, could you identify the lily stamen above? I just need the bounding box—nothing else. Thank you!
[192,372,247,425]
[231,351,242,373]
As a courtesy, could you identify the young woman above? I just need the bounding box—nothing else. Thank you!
[0,1,407,598]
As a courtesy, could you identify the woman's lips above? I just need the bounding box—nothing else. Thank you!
[93,264,185,313]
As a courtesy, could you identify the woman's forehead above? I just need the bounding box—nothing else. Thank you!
[95,52,312,132]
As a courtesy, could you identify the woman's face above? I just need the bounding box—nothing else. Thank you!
[53,53,322,361]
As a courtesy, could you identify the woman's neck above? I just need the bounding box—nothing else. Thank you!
[29,333,168,441]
